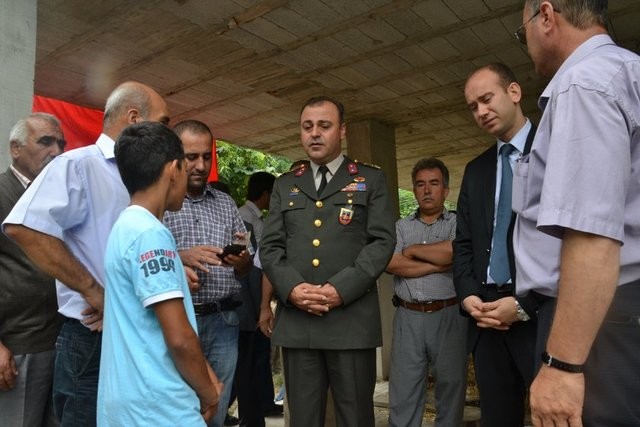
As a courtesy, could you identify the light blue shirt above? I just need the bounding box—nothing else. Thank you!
[98,205,203,426]
[513,35,640,296]
[486,119,530,284]
[3,134,129,320]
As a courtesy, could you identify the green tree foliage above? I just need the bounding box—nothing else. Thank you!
[215,140,291,205]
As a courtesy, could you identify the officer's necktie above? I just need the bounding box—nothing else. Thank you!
[489,143,514,286]
[317,165,329,196]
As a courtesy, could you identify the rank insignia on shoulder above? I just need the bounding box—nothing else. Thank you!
[355,160,381,169]
[339,207,354,225]
[347,162,358,175]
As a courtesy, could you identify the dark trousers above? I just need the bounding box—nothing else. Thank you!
[473,286,537,427]
[235,330,276,427]
[535,281,640,427]
[283,347,376,427]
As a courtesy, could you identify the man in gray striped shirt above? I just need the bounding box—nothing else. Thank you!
[386,158,467,427]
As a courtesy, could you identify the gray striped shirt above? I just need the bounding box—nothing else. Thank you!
[393,209,457,302]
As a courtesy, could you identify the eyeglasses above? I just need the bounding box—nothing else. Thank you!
[514,10,540,45]
[514,7,561,45]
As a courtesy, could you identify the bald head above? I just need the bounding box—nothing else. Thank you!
[102,81,170,139]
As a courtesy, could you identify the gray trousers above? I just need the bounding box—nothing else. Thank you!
[389,305,468,427]
[0,348,58,427]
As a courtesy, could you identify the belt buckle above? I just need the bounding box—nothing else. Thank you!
[423,300,434,313]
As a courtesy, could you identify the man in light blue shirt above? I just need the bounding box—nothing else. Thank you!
[514,1,640,425]
[3,81,170,426]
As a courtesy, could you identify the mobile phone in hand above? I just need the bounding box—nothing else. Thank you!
[220,244,245,258]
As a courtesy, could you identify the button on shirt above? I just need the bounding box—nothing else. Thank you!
[393,209,457,302]
[163,185,247,303]
[513,35,640,296]
[3,134,129,321]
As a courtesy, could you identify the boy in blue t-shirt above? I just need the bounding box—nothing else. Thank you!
[98,122,222,426]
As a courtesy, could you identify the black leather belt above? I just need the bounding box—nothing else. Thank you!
[393,295,459,313]
[193,298,241,315]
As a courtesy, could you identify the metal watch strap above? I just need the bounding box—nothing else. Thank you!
[541,351,584,373]
[514,299,531,321]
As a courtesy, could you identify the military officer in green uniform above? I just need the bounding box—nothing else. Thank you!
[260,96,396,427]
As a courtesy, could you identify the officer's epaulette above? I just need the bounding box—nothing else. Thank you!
[281,163,308,177]
[353,159,381,170]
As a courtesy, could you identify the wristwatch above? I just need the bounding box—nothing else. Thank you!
[541,351,584,373]
[514,299,530,321]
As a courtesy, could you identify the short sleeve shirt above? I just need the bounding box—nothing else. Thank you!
[393,209,457,301]
[97,206,203,426]
[513,35,640,296]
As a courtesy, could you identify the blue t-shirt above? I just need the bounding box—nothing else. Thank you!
[98,205,204,426]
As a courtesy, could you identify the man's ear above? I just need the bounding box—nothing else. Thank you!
[508,82,522,104]
[126,108,141,124]
[9,140,21,161]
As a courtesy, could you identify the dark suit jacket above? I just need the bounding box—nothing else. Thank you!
[260,157,396,350]
[453,125,538,326]
[0,168,62,354]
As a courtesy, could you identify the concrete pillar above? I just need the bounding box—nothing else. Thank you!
[346,119,399,380]
[0,0,37,170]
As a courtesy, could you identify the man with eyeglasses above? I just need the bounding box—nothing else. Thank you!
[512,1,640,425]
[0,113,65,426]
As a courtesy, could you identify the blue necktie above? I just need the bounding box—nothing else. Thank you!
[489,144,514,285]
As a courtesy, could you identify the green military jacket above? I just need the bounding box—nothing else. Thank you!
[260,156,396,349]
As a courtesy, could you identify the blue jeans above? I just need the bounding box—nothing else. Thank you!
[196,310,239,427]
[53,319,101,427]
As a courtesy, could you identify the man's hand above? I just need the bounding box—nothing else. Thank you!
[179,246,222,273]
[477,297,518,329]
[221,249,252,277]
[201,365,223,423]
[184,266,200,293]
[289,283,331,316]
[315,284,343,309]
[0,342,17,391]
[462,295,509,330]
[258,305,275,337]
[530,365,584,427]
[81,280,104,332]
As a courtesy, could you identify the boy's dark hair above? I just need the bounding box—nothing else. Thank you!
[411,157,450,188]
[115,122,185,195]
[246,171,276,201]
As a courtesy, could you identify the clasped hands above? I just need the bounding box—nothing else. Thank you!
[289,283,342,316]
[462,295,518,330]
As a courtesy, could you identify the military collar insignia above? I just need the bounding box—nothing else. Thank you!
[347,162,358,175]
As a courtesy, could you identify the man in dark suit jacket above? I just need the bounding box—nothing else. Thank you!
[260,96,396,427]
[453,63,539,427]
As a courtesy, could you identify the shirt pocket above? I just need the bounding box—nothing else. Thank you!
[281,196,307,235]
[512,154,529,215]
[333,191,367,230]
